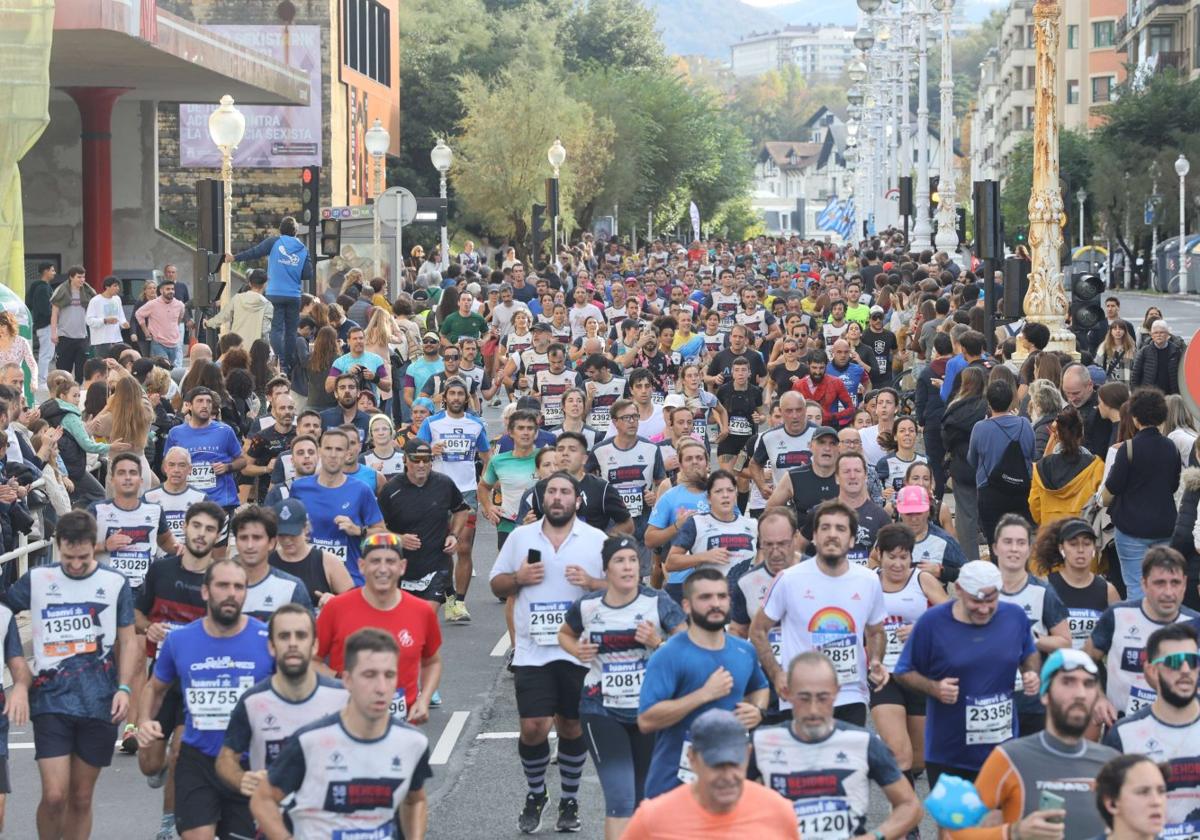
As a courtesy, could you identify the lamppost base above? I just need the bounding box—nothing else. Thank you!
[1010,314,1078,362]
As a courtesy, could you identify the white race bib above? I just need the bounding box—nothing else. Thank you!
[1127,685,1157,716]
[651,392,665,406]
[40,605,97,658]
[617,485,644,518]
[542,401,563,425]
[601,660,645,709]
[768,627,784,667]
[883,618,906,669]
[389,689,408,720]
[529,600,571,645]
[793,798,855,840]
[677,739,697,784]
[189,463,216,490]
[185,684,248,731]
[441,436,474,460]
[333,822,393,840]
[729,416,753,436]
[109,549,151,586]
[400,571,437,593]
[816,635,859,686]
[965,693,1013,745]
[312,539,348,562]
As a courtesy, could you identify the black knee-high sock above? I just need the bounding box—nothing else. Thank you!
[519,739,551,796]
[557,736,588,801]
[737,490,750,513]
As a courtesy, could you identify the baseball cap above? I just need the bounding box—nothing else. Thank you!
[895,485,931,514]
[956,560,1003,599]
[404,438,432,456]
[662,394,687,409]
[422,332,440,342]
[812,425,838,441]
[1038,648,1099,697]
[1057,517,1096,544]
[274,498,308,536]
[688,709,749,767]
[870,305,885,316]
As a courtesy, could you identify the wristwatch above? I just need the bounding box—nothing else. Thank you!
[872,831,885,840]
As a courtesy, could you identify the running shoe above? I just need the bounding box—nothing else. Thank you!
[430,689,442,706]
[518,791,549,834]
[556,798,581,833]
[147,765,168,789]
[443,595,471,623]
[119,723,138,754]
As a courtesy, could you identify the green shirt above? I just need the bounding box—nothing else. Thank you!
[440,311,487,344]
[482,449,539,532]
[845,302,871,327]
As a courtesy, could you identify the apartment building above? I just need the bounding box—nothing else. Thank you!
[1116,0,1200,83]
[729,25,857,79]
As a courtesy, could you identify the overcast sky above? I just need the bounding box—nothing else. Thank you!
[741,0,1007,22]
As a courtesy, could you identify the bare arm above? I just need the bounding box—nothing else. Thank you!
[400,788,429,840]
[250,781,291,840]
[748,608,784,690]
[875,778,924,839]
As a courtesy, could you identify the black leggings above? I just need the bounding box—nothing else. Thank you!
[581,713,655,819]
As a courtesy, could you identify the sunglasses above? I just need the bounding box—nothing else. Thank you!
[360,532,404,551]
[407,455,431,464]
[1152,652,1200,671]
[422,339,439,344]
[443,353,460,360]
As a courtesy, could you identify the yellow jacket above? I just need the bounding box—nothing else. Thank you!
[1029,451,1105,526]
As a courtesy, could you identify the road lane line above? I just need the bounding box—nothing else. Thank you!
[489,634,510,656]
[430,711,469,765]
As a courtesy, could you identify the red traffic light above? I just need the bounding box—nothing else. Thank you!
[302,167,314,184]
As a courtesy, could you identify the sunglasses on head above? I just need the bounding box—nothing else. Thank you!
[1152,652,1200,670]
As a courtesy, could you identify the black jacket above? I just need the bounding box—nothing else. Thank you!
[1105,427,1181,538]
[941,395,988,488]
[1130,339,1183,395]
[1173,464,1200,610]
[915,358,947,429]
[1076,391,1114,460]
[1032,415,1054,463]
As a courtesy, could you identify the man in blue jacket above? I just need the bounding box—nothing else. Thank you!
[226,216,312,375]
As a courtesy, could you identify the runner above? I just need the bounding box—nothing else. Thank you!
[532,344,576,431]
[136,558,273,840]
[1087,546,1200,724]
[750,499,887,726]
[666,470,757,580]
[319,373,371,443]
[749,651,922,839]
[638,567,769,798]
[144,446,210,551]
[766,424,840,527]
[517,432,633,534]
[362,413,405,478]
[558,535,687,840]
[590,399,665,569]
[480,408,542,551]
[893,560,1040,785]
[289,428,386,586]
[869,523,947,786]
[377,439,470,614]
[750,391,816,501]
[242,390,296,502]
[227,505,313,621]
[264,410,322,493]
[164,387,247,515]
[714,356,765,474]
[0,595,29,834]
[1038,518,1119,650]
[266,498,355,610]
[262,434,319,506]
[216,603,347,797]
[874,415,926,512]
[797,453,889,566]
[625,369,666,439]
[555,387,601,450]
[250,628,432,840]
[894,484,965,584]
[316,532,442,726]
[488,472,607,833]
[2,510,136,840]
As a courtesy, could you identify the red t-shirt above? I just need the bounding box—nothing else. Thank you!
[316,589,442,706]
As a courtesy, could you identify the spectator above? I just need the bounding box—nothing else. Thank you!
[938,328,989,402]
[1096,319,1137,386]
[50,264,94,382]
[205,269,274,344]
[1135,306,1164,349]
[1130,319,1183,395]
[1173,441,1200,611]
[968,378,1035,552]
[941,366,989,563]
[1162,394,1199,467]
[26,261,54,388]
[1102,387,1181,599]
[1027,379,1064,462]
[915,331,952,497]
[1029,406,1104,526]
[1062,363,1114,459]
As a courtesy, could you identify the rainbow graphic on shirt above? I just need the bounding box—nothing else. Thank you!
[808,606,856,635]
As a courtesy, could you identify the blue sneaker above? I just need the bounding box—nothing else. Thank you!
[430,689,442,706]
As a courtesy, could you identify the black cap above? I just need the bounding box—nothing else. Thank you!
[404,438,432,456]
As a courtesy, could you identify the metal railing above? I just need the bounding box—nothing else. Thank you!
[0,478,50,577]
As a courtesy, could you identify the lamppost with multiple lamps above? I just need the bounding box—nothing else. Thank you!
[364,118,390,279]
[208,95,245,309]
[932,0,958,252]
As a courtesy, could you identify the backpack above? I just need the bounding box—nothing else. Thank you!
[986,420,1031,494]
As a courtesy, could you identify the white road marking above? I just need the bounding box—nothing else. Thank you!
[430,711,469,765]
[476,731,557,740]
[489,634,511,656]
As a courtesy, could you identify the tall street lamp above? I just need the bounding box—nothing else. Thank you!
[911,0,933,250]
[431,138,453,271]
[1176,154,1190,292]
[1076,188,1087,251]
[548,137,566,255]
[208,95,245,308]
[364,118,390,279]
[932,0,957,251]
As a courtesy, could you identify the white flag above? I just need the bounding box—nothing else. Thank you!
[689,202,701,241]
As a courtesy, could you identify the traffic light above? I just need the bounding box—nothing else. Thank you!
[531,203,547,261]
[898,176,913,218]
[955,207,967,245]
[1012,227,1027,247]
[1002,255,1031,319]
[929,176,940,217]
[300,165,320,227]
[320,219,341,258]
[1070,273,1105,332]
[196,179,224,255]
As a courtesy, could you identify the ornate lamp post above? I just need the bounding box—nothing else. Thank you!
[430,138,453,271]
[1176,154,1190,292]
[207,95,245,308]
[364,118,390,278]
[911,0,933,250]
[932,0,958,251]
[548,138,566,255]
[1075,188,1087,251]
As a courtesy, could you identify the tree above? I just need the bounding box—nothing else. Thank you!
[451,61,614,254]
[562,0,667,73]
[1000,130,1093,240]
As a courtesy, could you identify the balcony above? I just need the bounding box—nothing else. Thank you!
[1154,50,1187,72]
[1116,15,1128,45]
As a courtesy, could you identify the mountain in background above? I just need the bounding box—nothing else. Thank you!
[643,0,786,59]
[765,1,857,27]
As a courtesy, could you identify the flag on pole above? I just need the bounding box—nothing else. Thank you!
[689,202,701,242]
[816,196,840,230]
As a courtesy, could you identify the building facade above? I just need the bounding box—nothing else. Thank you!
[730,25,857,79]
[1115,0,1200,83]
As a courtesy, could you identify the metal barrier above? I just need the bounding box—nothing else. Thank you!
[0,478,51,576]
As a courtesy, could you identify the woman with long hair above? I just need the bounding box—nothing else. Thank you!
[0,311,37,391]
[677,363,726,444]
[305,326,340,411]
[1098,318,1137,385]
[876,415,926,512]
[83,382,109,424]
[1137,306,1165,348]
[902,462,954,532]
[1162,393,1198,466]
[941,365,989,562]
[556,387,600,450]
[431,286,459,333]
[1029,406,1104,525]
[95,372,156,490]
[364,308,401,415]
[219,346,250,377]
[248,339,275,402]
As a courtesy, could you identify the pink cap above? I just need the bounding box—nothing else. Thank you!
[895,485,930,514]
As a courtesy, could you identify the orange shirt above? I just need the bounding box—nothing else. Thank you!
[622,780,799,840]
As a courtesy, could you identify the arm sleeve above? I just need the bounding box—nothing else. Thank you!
[489,530,521,579]
[671,516,697,550]
[266,733,308,795]
[563,598,584,635]
[1041,586,1069,632]
[153,634,179,684]
[866,732,904,787]
[232,237,276,263]
[658,592,687,631]
[116,581,135,627]
[290,581,314,612]
[637,645,677,715]
[760,572,787,623]
[1090,605,1116,653]
[1104,440,1130,497]
[949,748,1023,840]
[651,448,666,483]
[222,696,253,753]
[1102,721,1124,751]
[482,458,499,485]
[602,481,631,524]
[515,489,533,525]
[3,615,21,661]
[6,573,33,611]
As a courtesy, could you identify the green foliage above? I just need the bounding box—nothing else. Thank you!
[1000,131,1093,236]
[562,0,668,73]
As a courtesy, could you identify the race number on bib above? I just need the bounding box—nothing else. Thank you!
[768,627,784,666]
[189,463,216,490]
[601,660,645,709]
[109,549,151,586]
[817,635,859,686]
[651,392,665,406]
[729,416,753,436]
[389,689,408,720]
[883,618,906,669]
[332,822,394,840]
[542,402,563,425]
[1127,686,1157,716]
[677,739,697,784]
[185,685,247,731]
[441,436,474,460]
[40,604,98,657]
[1161,821,1200,840]
[529,601,571,645]
[793,798,855,840]
[617,485,644,518]
[313,539,348,562]
[965,693,1013,745]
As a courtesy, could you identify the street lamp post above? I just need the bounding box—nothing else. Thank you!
[430,138,453,271]
[911,0,933,250]
[207,95,245,309]
[364,118,390,279]
[1177,154,1190,292]
[932,0,958,252]
[548,138,566,256]
[1150,159,1161,289]
[1076,188,1087,251]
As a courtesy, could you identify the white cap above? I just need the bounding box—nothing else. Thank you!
[956,561,1003,599]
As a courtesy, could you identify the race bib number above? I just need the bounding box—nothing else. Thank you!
[333,823,393,840]
[389,689,408,720]
[529,601,571,645]
[589,407,610,428]
[965,693,1013,745]
[729,416,753,436]
[313,539,348,563]
[768,627,783,666]
[678,739,697,784]
[40,604,97,657]
[189,463,216,490]
[542,401,563,425]
[793,798,855,840]
[185,685,247,731]
[883,618,906,669]
[109,547,152,584]
[601,660,645,709]
[617,484,644,518]
[441,436,475,461]
[817,635,859,686]
[1066,608,1100,650]
[1127,685,1157,716]
[651,392,665,406]
[692,418,709,440]
[400,570,437,594]
[1161,822,1200,840]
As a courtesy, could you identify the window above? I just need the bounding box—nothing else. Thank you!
[1027,66,1036,88]
[1092,20,1115,48]
[1027,26,1035,48]
[1092,75,1114,102]
[343,0,392,86]
[1068,25,1078,48]
[1067,80,1079,104]
[1148,24,1174,57]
